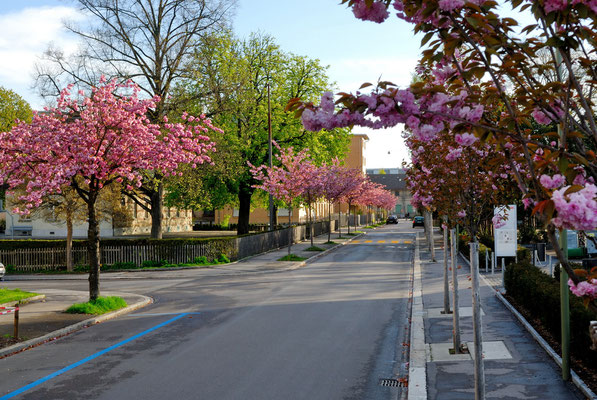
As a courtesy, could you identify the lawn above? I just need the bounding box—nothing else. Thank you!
[66,296,127,314]
[0,288,40,304]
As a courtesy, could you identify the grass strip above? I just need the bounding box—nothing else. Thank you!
[0,288,40,304]
[277,254,306,262]
[305,246,324,251]
[66,296,127,315]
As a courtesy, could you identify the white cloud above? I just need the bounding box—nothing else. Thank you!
[0,6,84,107]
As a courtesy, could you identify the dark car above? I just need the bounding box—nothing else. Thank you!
[386,215,398,224]
[412,216,425,228]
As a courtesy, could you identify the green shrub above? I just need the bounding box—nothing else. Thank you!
[505,262,597,372]
[193,256,208,264]
[278,254,306,262]
[66,296,127,314]
[217,254,230,263]
[141,260,166,268]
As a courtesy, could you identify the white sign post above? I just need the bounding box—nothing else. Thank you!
[494,205,517,257]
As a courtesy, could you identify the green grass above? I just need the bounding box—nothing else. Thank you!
[277,254,307,262]
[65,296,127,315]
[346,231,364,236]
[305,246,324,251]
[324,241,336,245]
[0,288,40,304]
[363,225,376,229]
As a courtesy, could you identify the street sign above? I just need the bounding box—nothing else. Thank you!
[494,205,517,257]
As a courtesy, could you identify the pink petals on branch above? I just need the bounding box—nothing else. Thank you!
[454,133,478,146]
[351,0,390,23]
[539,174,566,189]
[551,184,597,230]
[568,279,597,299]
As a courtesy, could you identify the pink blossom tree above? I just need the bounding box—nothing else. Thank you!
[0,79,217,300]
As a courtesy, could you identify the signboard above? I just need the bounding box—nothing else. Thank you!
[494,205,517,257]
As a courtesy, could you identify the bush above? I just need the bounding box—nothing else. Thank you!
[505,262,597,372]
[217,254,230,263]
[141,260,166,269]
[193,256,208,264]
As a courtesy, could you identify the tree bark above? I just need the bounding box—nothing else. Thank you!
[470,240,486,400]
[87,193,101,301]
[288,209,292,256]
[347,203,352,235]
[451,229,462,353]
[66,213,73,272]
[327,202,332,243]
[443,219,451,314]
[237,182,253,235]
[150,182,164,239]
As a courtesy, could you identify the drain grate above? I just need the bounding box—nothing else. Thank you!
[379,378,408,387]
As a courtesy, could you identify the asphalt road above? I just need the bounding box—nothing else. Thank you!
[0,222,416,400]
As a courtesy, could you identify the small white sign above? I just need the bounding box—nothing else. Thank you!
[495,205,517,257]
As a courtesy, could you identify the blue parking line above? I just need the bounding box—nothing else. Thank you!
[0,312,191,399]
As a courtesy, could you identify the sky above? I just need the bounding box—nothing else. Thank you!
[0,0,423,168]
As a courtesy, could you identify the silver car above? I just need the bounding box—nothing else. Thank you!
[0,262,5,280]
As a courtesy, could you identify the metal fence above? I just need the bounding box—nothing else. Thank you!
[0,219,348,272]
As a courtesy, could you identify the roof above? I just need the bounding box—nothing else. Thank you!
[367,173,407,191]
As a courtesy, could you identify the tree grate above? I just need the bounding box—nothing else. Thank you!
[379,378,408,387]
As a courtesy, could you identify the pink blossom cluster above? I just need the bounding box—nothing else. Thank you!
[351,0,390,23]
[0,78,218,213]
[568,279,597,299]
[454,133,478,146]
[551,184,597,230]
[539,174,566,189]
[492,214,506,229]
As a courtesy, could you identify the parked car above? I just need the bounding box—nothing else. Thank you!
[412,216,425,228]
[386,215,398,224]
[0,262,5,281]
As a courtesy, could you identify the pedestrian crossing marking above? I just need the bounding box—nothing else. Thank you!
[348,239,415,245]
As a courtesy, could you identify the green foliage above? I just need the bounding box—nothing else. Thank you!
[504,262,597,372]
[278,254,306,262]
[193,256,208,264]
[173,30,350,218]
[305,246,324,251]
[140,260,166,269]
[217,254,230,263]
[0,87,33,132]
[324,241,337,245]
[0,288,40,304]
[66,296,127,314]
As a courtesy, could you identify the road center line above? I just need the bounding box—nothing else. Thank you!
[0,312,191,400]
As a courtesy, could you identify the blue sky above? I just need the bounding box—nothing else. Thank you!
[0,1,421,166]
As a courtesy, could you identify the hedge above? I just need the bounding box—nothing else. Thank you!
[505,261,597,371]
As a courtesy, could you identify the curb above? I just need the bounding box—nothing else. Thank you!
[408,235,427,400]
[0,294,153,359]
[0,294,46,308]
[458,253,597,400]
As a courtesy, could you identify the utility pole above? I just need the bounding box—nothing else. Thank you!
[267,82,275,231]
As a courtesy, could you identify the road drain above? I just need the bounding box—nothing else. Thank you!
[379,378,408,387]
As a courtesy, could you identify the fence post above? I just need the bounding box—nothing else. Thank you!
[14,307,19,339]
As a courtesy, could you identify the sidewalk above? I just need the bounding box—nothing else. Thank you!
[412,230,591,399]
[0,229,361,356]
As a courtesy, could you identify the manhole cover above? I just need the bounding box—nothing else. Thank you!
[379,378,408,387]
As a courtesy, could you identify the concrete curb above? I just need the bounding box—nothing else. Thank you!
[495,292,597,400]
[0,294,153,359]
[408,235,427,400]
[458,252,597,400]
[0,294,46,307]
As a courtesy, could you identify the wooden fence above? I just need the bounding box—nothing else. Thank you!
[0,219,346,272]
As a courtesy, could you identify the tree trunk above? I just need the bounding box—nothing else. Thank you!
[288,208,292,256]
[66,213,74,272]
[237,182,253,235]
[150,182,164,239]
[87,193,101,301]
[451,228,462,353]
[309,196,314,247]
[470,240,485,400]
[338,203,342,238]
[272,204,278,227]
[443,218,451,314]
[347,203,351,235]
[327,202,332,243]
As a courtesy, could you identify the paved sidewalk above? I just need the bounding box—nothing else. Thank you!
[0,229,362,355]
[414,230,588,400]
